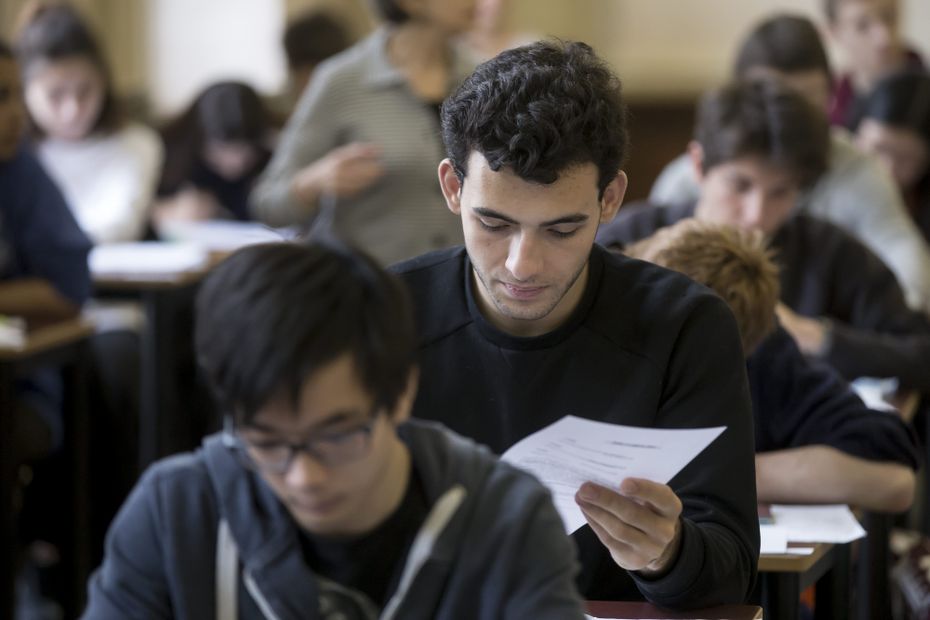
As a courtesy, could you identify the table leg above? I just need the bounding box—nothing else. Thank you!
[857,512,891,620]
[816,544,851,620]
[61,341,91,616]
[762,572,800,620]
[0,362,17,620]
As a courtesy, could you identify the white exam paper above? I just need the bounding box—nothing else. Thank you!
[90,242,208,278]
[760,525,789,554]
[770,504,866,544]
[501,415,725,533]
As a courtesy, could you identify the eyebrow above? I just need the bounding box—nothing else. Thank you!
[472,207,590,227]
[245,411,364,437]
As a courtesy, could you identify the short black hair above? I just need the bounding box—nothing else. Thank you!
[441,40,629,198]
[371,0,410,24]
[282,11,351,70]
[695,78,829,189]
[857,70,930,146]
[195,241,417,425]
[734,14,832,83]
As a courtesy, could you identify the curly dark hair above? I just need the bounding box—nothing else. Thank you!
[695,78,829,189]
[441,40,629,198]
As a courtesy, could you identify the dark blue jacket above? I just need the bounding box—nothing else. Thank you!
[83,420,585,619]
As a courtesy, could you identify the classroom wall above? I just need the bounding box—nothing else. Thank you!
[1,0,929,116]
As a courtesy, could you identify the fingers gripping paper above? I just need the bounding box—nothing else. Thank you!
[502,415,725,533]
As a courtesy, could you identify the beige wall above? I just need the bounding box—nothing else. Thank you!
[2,0,929,107]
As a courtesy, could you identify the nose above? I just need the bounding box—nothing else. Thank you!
[505,231,543,281]
[739,192,768,232]
[59,96,82,124]
[283,450,329,489]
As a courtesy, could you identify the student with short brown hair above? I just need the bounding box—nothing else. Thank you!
[626,219,918,512]
[603,78,930,395]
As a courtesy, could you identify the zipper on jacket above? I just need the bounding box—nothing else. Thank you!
[380,484,467,619]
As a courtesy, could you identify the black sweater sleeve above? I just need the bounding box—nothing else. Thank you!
[627,294,759,608]
[750,327,920,469]
[779,217,930,391]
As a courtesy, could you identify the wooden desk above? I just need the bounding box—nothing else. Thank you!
[759,542,852,620]
[94,265,217,470]
[586,601,763,619]
[0,319,94,619]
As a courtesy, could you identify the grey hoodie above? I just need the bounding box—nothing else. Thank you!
[83,420,585,619]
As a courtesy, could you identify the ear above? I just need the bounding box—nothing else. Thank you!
[438,159,463,216]
[598,170,628,223]
[389,367,420,425]
[687,141,706,184]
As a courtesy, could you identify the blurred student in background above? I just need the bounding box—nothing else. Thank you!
[251,0,477,265]
[626,220,918,514]
[823,0,925,128]
[855,71,930,243]
[0,39,92,617]
[281,10,352,115]
[650,14,930,312]
[14,0,162,244]
[16,0,148,567]
[154,81,274,228]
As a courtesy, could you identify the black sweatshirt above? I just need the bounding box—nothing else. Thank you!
[597,201,930,391]
[392,245,759,609]
[751,326,919,468]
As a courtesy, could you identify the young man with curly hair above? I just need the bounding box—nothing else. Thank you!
[392,41,759,608]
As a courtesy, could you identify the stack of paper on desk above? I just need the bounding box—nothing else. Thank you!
[759,504,866,555]
[501,415,725,533]
[90,242,209,278]
[156,220,293,252]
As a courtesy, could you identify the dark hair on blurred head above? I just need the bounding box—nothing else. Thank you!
[734,14,832,83]
[857,70,930,147]
[441,40,629,199]
[625,219,780,355]
[14,0,121,136]
[695,78,829,189]
[195,240,418,425]
[159,81,272,194]
[0,40,12,59]
[371,0,411,24]
[283,11,351,70]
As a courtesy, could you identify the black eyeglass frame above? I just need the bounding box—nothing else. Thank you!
[221,410,382,474]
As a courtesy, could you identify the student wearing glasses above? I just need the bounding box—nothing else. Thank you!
[83,241,585,619]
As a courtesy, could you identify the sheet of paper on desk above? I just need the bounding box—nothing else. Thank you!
[90,242,209,277]
[760,524,789,554]
[157,221,294,252]
[770,504,866,544]
[501,415,725,533]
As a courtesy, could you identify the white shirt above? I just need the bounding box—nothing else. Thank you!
[37,123,163,244]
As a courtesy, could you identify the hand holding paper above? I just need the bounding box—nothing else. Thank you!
[576,478,683,574]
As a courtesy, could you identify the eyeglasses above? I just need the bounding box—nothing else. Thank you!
[222,413,380,475]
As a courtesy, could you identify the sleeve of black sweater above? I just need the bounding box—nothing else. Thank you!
[750,327,920,469]
[579,289,760,608]
[798,223,930,391]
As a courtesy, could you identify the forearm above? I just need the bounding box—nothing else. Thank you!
[0,279,81,321]
[824,322,930,391]
[756,446,915,513]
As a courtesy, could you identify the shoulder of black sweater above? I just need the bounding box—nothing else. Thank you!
[596,200,695,249]
[390,246,472,347]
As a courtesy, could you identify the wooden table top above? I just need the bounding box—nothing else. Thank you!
[93,251,229,291]
[586,600,763,619]
[759,541,833,573]
[0,319,94,361]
